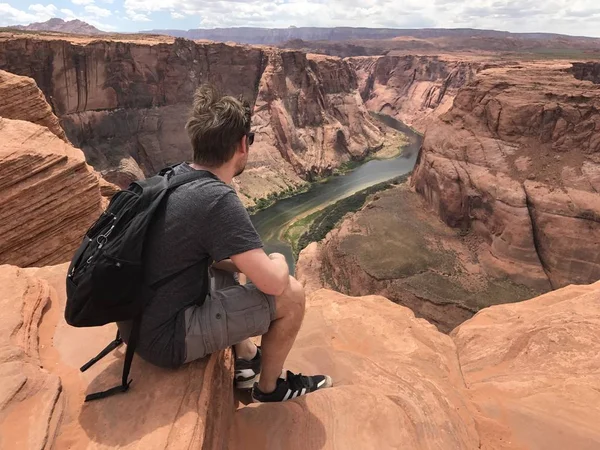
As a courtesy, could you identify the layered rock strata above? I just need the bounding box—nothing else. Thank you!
[0,118,104,267]
[412,62,600,290]
[348,55,480,131]
[0,69,67,140]
[0,36,385,204]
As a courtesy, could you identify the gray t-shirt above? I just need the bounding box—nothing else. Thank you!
[118,163,263,368]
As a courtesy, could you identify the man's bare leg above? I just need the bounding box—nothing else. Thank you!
[257,276,306,393]
[234,338,258,361]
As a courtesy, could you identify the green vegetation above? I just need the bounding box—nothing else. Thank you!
[247,183,310,215]
[285,174,409,258]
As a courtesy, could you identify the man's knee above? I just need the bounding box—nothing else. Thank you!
[275,276,305,318]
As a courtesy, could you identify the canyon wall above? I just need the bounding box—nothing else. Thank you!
[412,61,600,290]
[0,36,385,205]
[348,55,480,131]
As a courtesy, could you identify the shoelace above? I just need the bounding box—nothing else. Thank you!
[286,371,312,391]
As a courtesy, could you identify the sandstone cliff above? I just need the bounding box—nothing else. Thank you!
[0,35,385,205]
[348,55,479,131]
[2,262,598,449]
[0,118,104,267]
[0,70,66,140]
[412,61,600,290]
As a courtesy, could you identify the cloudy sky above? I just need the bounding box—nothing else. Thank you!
[1,0,599,37]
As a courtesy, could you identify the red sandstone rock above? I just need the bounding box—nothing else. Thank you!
[348,55,479,130]
[0,118,104,267]
[412,62,600,289]
[0,263,234,449]
[453,281,600,449]
[1,262,599,449]
[231,289,481,449]
[0,69,67,141]
[0,36,386,204]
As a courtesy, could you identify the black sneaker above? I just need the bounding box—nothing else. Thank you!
[235,346,261,390]
[251,370,333,403]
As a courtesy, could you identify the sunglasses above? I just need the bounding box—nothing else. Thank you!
[247,132,255,146]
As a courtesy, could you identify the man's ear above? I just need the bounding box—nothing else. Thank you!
[238,135,248,155]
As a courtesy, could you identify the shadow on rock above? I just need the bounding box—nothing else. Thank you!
[78,349,233,448]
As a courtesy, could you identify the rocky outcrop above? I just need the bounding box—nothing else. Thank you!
[452,281,600,449]
[0,36,385,204]
[412,62,600,290]
[0,266,61,450]
[571,62,600,84]
[2,261,599,448]
[231,289,481,449]
[232,282,600,449]
[0,118,104,267]
[0,263,234,449]
[296,184,537,332]
[0,70,67,140]
[348,55,479,131]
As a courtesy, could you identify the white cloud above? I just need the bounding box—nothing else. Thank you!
[170,11,185,19]
[85,4,112,17]
[0,3,59,26]
[126,9,151,21]
[120,0,600,37]
[71,0,95,5]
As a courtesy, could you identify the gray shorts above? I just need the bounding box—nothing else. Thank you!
[183,268,276,363]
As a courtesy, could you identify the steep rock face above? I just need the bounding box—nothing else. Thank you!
[348,55,479,131]
[0,69,67,140]
[0,118,104,267]
[571,62,600,84]
[412,62,600,290]
[0,263,234,449]
[296,184,536,332]
[453,281,600,449]
[0,36,384,204]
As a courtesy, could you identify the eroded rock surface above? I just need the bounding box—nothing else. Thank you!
[231,289,480,450]
[0,69,67,140]
[453,281,600,450]
[412,61,600,289]
[0,263,234,449]
[348,55,479,131]
[0,36,385,204]
[1,263,599,449]
[0,118,104,267]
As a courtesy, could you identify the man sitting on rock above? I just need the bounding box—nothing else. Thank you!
[118,84,332,402]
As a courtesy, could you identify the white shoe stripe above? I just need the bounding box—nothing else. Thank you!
[283,389,292,401]
[300,388,307,396]
[235,368,256,379]
[317,379,326,388]
[291,391,299,399]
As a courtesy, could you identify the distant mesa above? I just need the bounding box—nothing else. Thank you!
[5,18,105,35]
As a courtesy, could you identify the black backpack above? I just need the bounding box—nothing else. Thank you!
[65,165,208,402]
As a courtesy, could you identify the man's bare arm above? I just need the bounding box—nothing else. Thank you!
[212,259,240,273]
[231,249,290,296]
